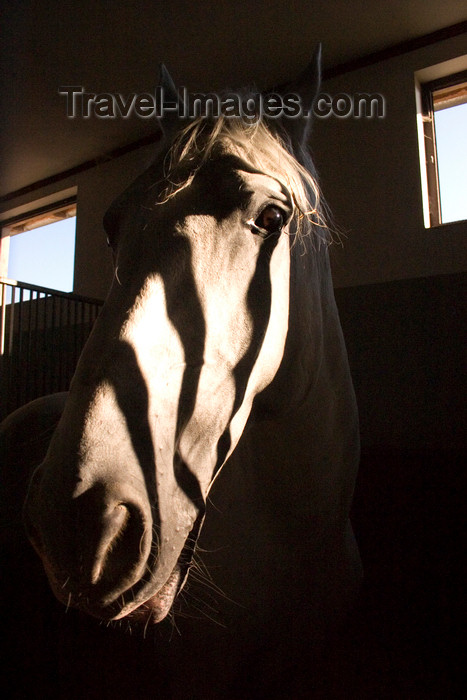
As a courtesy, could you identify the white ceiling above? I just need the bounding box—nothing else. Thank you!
[1,0,466,198]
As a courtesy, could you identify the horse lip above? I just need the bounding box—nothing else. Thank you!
[109,512,205,623]
[111,564,183,623]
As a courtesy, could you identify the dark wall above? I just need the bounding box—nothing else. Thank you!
[334,272,465,697]
[335,272,465,452]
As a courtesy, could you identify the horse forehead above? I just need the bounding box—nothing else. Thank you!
[201,151,290,194]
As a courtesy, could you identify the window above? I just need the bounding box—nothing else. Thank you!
[418,69,467,227]
[0,200,76,292]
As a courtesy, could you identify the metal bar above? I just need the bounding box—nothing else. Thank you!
[0,276,103,306]
[57,296,63,390]
[41,293,50,397]
[6,286,16,415]
[51,294,57,392]
[17,287,25,406]
[73,296,79,368]
[26,290,33,402]
[0,282,6,356]
[79,300,85,357]
[8,285,16,356]
[66,295,72,387]
[32,291,39,401]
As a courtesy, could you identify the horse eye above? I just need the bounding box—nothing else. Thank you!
[254,205,285,235]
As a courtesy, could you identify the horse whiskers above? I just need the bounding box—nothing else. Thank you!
[186,570,236,606]
[114,266,122,286]
[139,526,152,557]
[143,610,152,639]
[166,608,182,640]
[182,587,220,616]
[206,493,223,514]
[172,588,218,624]
[190,540,227,556]
[190,553,225,584]
[179,596,227,628]
[188,555,214,581]
[183,554,240,611]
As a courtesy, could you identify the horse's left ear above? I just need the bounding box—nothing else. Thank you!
[274,43,322,152]
[158,64,182,137]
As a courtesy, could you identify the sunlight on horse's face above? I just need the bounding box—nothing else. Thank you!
[25,146,291,623]
[102,153,292,495]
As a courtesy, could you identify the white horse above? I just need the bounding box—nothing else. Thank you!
[3,48,362,697]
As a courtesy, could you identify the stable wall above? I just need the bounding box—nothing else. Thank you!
[313,34,466,452]
[1,33,465,451]
[0,142,156,300]
[313,32,467,288]
[72,143,156,299]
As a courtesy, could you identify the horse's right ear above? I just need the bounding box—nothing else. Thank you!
[275,44,322,152]
[158,64,182,136]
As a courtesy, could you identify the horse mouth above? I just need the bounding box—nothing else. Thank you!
[113,514,204,624]
[33,516,204,625]
[115,565,182,624]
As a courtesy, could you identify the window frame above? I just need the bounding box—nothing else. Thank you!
[0,196,77,288]
[419,69,467,228]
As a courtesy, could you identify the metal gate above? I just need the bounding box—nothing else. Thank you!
[1,278,103,419]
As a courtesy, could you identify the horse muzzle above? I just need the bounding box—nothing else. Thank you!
[24,461,202,623]
[24,465,152,619]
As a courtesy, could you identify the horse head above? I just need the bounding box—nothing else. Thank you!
[24,49,355,626]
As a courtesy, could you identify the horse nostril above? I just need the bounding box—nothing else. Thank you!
[85,498,151,596]
[24,474,153,608]
[91,503,130,585]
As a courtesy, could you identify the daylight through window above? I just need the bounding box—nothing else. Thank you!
[419,69,467,227]
[0,202,76,292]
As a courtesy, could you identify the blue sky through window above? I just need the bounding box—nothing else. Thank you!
[434,102,467,224]
[7,217,76,292]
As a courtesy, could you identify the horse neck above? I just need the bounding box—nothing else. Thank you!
[249,236,359,531]
[256,235,352,412]
[187,237,361,634]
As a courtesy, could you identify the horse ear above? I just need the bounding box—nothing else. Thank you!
[158,64,182,136]
[275,44,322,152]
